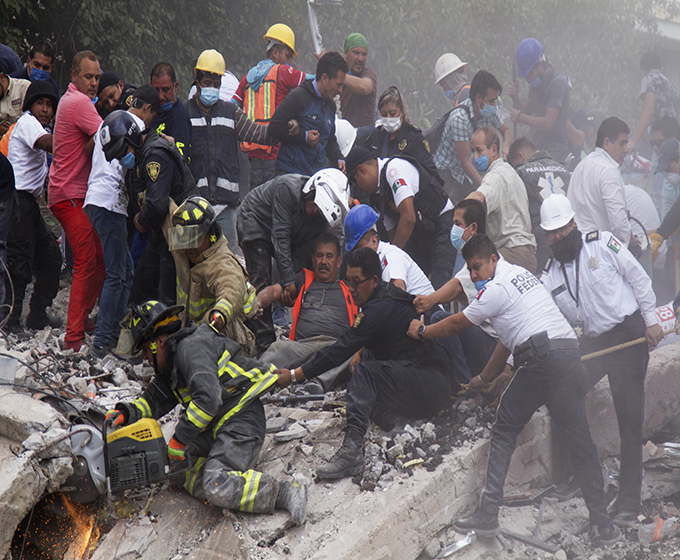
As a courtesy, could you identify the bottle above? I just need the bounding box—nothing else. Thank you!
[638,517,679,543]
[86,382,97,400]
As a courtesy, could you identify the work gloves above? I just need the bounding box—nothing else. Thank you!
[168,437,186,461]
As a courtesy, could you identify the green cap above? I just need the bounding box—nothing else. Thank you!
[344,33,368,53]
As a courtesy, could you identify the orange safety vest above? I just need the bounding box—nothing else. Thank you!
[454,84,470,107]
[241,64,280,155]
[0,122,17,157]
[289,269,358,341]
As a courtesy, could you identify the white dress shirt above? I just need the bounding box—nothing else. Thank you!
[568,147,631,244]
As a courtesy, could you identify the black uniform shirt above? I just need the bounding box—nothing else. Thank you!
[300,282,450,379]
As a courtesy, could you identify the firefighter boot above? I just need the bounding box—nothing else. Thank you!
[316,431,364,480]
[275,476,308,526]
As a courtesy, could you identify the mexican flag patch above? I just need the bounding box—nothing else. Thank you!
[392,178,406,193]
[607,236,621,253]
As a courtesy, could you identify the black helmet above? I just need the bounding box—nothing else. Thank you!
[100,110,143,162]
[168,196,217,250]
[122,300,184,354]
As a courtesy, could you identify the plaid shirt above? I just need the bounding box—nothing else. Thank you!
[433,97,504,183]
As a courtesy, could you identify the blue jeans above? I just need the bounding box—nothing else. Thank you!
[84,205,133,348]
[432,310,498,382]
[216,207,241,257]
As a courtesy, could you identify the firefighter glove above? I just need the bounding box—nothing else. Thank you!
[168,437,186,461]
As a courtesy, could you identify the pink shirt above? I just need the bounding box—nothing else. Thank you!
[48,83,102,207]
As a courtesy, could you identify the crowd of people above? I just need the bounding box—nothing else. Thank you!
[1,26,679,542]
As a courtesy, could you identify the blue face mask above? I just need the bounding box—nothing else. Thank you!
[92,96,98,105]
[473,154,488,172]
[443,89,455,101]
[474,278,491,291]
[530,76,542,89]
[120,152,136,169]
[479,102,495,119]
[199,86,220,107]
[450,224,468,250]
[29,68,50,82]
[161,101,173,112]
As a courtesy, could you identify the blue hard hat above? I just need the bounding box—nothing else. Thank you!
[516,38,544,79]
[344,204,379,251]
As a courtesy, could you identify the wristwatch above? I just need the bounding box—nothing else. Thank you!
[290,368,298,384]
[417,324,427,340]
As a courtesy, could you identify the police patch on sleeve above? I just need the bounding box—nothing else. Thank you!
[353,312,364,327]
[146,162,160,181]
[398,139,407,151]
[607,236,621,253]
[586,231,601,243]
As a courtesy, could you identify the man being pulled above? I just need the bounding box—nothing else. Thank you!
[108,301,307,524]
[168,196,259,355]
[275,248,458,479]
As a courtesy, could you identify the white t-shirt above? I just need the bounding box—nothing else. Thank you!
[463,259,575,353]
[7,111,50,197]
[454,266,497,338]
[377,158,454,231]
[85,112,145,215]
[376,240,434,295]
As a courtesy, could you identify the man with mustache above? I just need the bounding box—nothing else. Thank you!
[258,232,357,393]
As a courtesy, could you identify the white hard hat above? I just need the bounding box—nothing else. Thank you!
[434,53,467,85]
[303,168,350,228]
[335,117,357,158]
[540,194,575,231]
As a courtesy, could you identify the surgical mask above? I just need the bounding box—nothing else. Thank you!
[473,154,488,172]
[450,224,468,250]
[380,117,401,133]
[199,86,220,107]
[29,68,50,82]
[161,101,173,112]
[92,96,98,105]
[443,89,455,101]
[667,172,680,185]
[474,278,491,291]
[479,102,495,119]
[551,227,583,263]
[530,76,542,89]
[120,152,136,169]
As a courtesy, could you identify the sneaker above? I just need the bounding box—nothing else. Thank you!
[553,473,582,501]
[452,509,500,538]
[304,379,324,395]
[611,508,638,528]
[25,311,63,330]
[275,477,308,526]
[272,306,288,327]
[591,522,622,547]
[63,339,85,352]
[316,434,364,480]
[89,344,110,360]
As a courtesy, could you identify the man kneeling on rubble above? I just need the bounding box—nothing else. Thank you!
[275,247,459,479]
[107,301,307,524]
[168,196,260,356]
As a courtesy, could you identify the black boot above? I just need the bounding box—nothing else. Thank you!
[316,432,364,480]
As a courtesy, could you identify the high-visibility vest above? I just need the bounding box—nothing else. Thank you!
[241,64,280,155]
[289,269,358,341]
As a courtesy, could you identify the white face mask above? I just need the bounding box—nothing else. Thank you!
[380,116,401,133]
[667,172,680,185]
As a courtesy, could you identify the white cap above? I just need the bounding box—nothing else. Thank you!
[335,117,357,158]
[540,194,575,231]
[303,168,350,228]
[434,53,467,85]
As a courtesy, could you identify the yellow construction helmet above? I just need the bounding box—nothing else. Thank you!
[195,49,225,75]
[264,23,298,58]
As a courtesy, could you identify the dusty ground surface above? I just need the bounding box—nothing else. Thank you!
[3,280,680,559]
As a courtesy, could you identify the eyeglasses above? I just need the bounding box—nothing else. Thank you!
[301,288,327,309]
[344,276,372,290]
[545,221,574,241]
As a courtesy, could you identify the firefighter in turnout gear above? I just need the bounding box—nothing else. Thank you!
[107,301,307,524]
[169,196,260,356]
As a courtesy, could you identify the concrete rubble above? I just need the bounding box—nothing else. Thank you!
[1,288,680,560]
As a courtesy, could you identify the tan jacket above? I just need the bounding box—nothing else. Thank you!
[173,235,258,356]
[0,77,30,124]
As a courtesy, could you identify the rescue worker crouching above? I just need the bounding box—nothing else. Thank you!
[168,196,260,356]
[107,301,307,524]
